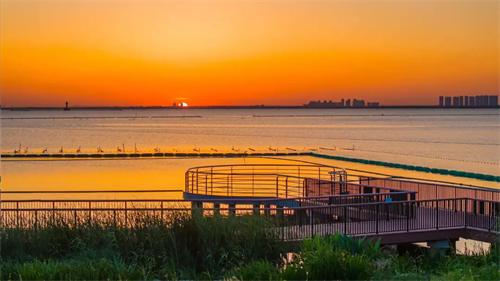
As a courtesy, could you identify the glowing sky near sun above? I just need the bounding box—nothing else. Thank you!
[1,1,498,106]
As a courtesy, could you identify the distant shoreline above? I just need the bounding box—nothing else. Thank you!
[2,105,499,111]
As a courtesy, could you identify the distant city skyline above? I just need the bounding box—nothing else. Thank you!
[438,95,498,108]
[1,1,498,107]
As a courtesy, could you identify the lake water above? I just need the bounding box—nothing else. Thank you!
[2,108,499,252]
[2,108,499,200]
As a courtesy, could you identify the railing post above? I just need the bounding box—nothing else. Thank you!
[407,202,410,232]
[436,200,439,230]
[276,176,279,197]
[488,202,491,231]
[16,202,19,228]
[35,210,38,230]
[310,208,313,238]
[386,202,390,221]
[192,173,194,194]
[474,190,478,215]
[125,201,128,227]
[205,174,208,195]
[196,172,199,194]
[88,201,92,225]
[299,208,302,228]
[298,166,301,197]
[74,210,77,226]
[330,176,334,196]
[464,199,468,228]
[344,206,347,234]
[376,204,379,234]
[161,201,164,221]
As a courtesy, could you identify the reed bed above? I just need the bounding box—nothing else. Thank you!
[1,210,498,280]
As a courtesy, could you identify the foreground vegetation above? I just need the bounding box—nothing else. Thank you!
[1,213,498,280]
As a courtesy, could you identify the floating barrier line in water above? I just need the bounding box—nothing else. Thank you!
[3,150,497,182]
[310,153,500,183]
[0,151,313,160]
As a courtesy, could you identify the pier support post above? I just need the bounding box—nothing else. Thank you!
[396,243,421,256]
[214,203,220,216]
[253,203,261,216]
[428,239,457,256]
[277,206,284,221]
[229,204,236,217]
[191,201,203,218]
[264,204,271,217]
[296,209,308,226]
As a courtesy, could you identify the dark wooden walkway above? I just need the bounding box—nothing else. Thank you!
[282,205,499,244]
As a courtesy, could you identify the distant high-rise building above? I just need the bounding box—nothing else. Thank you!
[439,96,444,107]
[452,97,459,107]
[459,96,464,107]
[469,96,475,107]
[483,95,489,106]
[445,97,452,107]
[476,95,482,106]
[489,95,499,107]
[464,96,469,107]
[352,99,366,107]
[346,99,351,107]
[340,99,345,107]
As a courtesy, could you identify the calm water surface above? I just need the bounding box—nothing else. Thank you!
[2,108,499,199]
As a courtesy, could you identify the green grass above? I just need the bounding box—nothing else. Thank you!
[1,212,285,280]
[1,212,498,280]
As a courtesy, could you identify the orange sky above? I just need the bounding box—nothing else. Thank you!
[1,1,498,107]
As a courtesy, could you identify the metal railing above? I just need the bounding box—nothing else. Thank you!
[184,164,410,198]
[3,164,499,244]
[359,176,500,202]
[2,198,498,241]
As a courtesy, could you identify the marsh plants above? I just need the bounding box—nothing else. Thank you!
[1,212,498,280]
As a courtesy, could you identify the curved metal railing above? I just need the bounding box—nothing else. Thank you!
[185,164,347,198]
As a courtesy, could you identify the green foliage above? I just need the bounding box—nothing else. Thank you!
[1,211,285,280]
[282,235,374,280]
[2,214,498,281]
[225,261,280,281]
[1,258,146,281]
